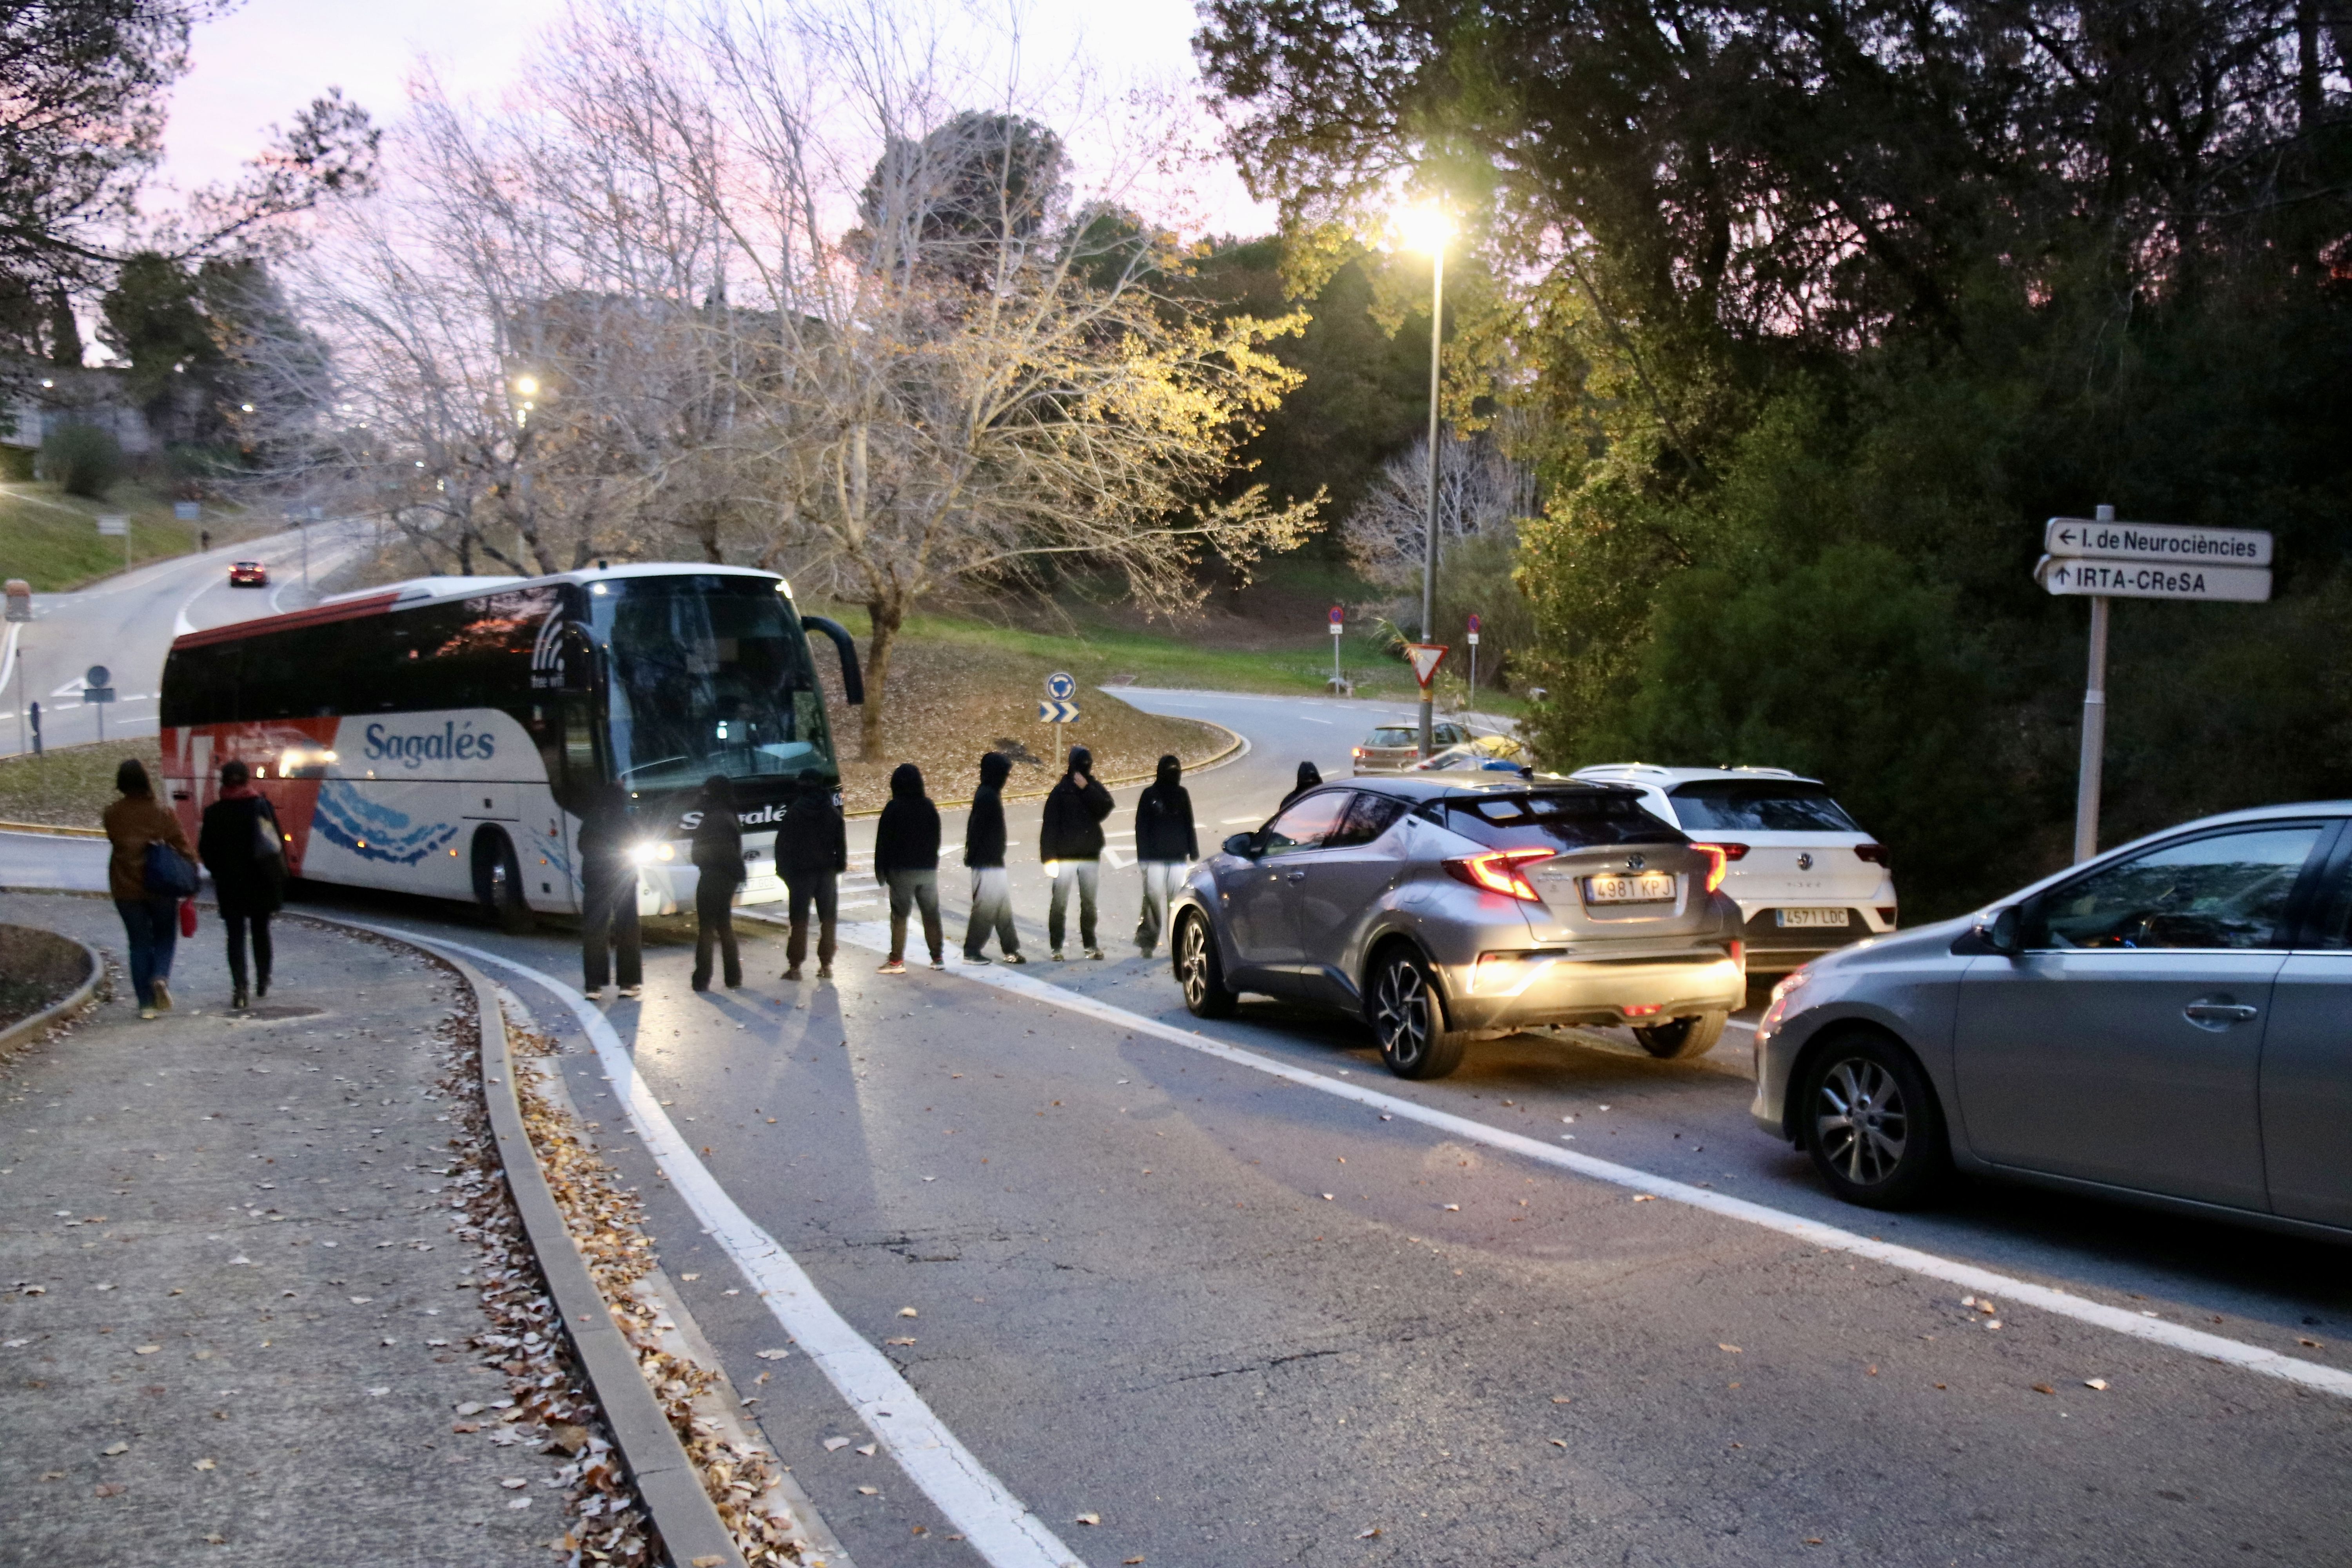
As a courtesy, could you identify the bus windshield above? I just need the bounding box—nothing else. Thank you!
[590,575,832,789]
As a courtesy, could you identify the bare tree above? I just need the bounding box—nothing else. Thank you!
[261,0,1318,755]
[1342,432,1535,588]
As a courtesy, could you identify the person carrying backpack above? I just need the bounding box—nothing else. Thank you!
[1040,744,1113,960]
[775,772,846,981]
[198,759,286,1010]
[690,774,746,991]
[102,757,196,1020]
[961,751,1024,965]
[1132,753,1197,958]
[874,762,944,973]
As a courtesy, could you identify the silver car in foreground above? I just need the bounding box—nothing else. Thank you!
[1169,777,1747,1078]
[1753,802,2352,1235]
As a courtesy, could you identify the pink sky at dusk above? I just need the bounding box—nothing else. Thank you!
[152,0,1271,237]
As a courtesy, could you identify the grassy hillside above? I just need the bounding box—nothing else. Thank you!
[0,482,256,591]
[0,737,158,828]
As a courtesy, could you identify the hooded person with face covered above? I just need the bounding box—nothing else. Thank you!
[961,751,1024,964]
[874,762,944,972]
[689,774,746,991]
[1132,753,1197,957]
[1039,744,1114,959]
[1282,760,1324,808]
[774,771,846,980]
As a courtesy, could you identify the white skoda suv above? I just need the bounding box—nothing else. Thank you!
[1568,765,1897,973]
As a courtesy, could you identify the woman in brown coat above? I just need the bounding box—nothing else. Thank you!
[101,757,195,1019]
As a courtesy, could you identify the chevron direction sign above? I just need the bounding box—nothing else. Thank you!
[1038,699,1080,724]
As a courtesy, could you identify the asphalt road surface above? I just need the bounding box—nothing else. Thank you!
[0,523,370,758]
[11,687,2352,1566]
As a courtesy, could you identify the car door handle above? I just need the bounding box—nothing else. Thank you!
[1286,870,1307,882]
[2183,997,2259,1028]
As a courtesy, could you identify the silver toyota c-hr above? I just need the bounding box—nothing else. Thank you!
[1168,777,1748,1078]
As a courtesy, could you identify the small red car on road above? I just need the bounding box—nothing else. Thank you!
[227,561,269,588]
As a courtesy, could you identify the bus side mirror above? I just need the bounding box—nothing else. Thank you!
[800,616,864,705]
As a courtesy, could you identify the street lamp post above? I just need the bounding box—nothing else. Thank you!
[1398,203,1451,759]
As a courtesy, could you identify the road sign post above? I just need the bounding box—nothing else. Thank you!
[1043,673,1078,769]
[1329,606,1345,692]
[28,699,39,758]
[83,662,115,742]
[1466,613,1481,697]
[2039,506,2275,861]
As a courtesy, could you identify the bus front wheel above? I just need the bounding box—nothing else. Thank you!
[472,829,534,934]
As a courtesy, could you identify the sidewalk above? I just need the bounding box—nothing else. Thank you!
[0,892,577,1564]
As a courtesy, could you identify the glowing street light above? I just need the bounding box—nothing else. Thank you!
[513,374,540,398]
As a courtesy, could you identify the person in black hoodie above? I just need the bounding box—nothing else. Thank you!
[873,762,944,973]
[1131,753,1196,958]
[1039,744,1114,960]
[577,783,643,999]
[961,751,1024,965]
[774,772,846,980]
[1282,760,1323,808]
[689,774,745,991]
[197,759,285,1009]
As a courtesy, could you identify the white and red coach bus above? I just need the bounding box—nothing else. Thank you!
[159,564,862,927]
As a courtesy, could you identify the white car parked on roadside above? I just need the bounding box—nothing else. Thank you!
[1568,765,1897,973]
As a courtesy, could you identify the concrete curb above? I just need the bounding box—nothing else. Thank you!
[0,928,101,1059]
[456,955,749,1568]
[0,819,107,838]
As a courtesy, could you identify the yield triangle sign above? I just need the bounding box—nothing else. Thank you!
[1405,642,1449,688]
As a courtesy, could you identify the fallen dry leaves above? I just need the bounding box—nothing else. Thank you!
[506,1019,819,1567]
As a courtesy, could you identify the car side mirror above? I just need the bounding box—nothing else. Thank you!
[1222,831,1260,858]
[1975,904,2023,955]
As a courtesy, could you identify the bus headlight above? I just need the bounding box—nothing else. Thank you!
[629,841,675,866]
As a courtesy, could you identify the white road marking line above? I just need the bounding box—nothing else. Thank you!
[376,929,1091,1568]
[835,926,2352,1404]
[1221,815,1263,824]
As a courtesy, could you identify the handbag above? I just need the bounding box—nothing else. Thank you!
[179,898,198,938]
[143,839,199,898]
[254,805,283,861]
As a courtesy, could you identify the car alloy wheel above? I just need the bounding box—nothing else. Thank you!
[1369,949,1466,1079]
[1800,1033,1946,1209]
[1814,1056,1907,1185]
[1175,911,1236,1018]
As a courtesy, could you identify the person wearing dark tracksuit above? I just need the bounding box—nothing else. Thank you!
[775,773,846,980]
[962,751,1023,963]
[1132,753,1197,956]
[1040,745,1114,960]
[690,774,745,991]
[578,785,643,998]
[874,762,944,972]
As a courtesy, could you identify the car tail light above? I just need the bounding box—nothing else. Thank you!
[1443,848,1553,902]
[1728,940,1744,965]
[1855,843,1890,866]
[1352,747,1365,759]
[1695,841,1749,861]
[1623,1003,1662,1018]
[1877,906,1898,925]
[1693,844,1732,894]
